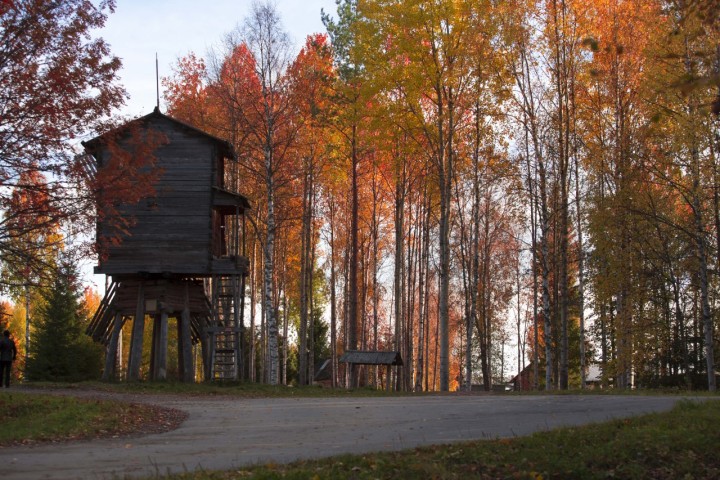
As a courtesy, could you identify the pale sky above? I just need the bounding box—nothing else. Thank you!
[79,1,337,291]
[99,0,338,117]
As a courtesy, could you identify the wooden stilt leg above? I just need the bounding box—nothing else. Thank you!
[102,313,124,381]
[150,314,159,379]
[202,331,213,381]
[127,282,145,381]
[180,307,194,382]
[232,275,240,380]
[177,319,184,381]
[155,310,168,380]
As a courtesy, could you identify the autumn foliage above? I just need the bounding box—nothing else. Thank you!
[3,0,720,391]
[0,0,127,288]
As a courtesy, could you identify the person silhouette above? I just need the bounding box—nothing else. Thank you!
[0,330,18,388]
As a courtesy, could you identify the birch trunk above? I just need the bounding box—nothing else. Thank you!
[348,123,359,388]
[415,191,430,392]
[328,196,338,388]
[298,162,310,385]
[394,160,405,391]
[263,172,279,384]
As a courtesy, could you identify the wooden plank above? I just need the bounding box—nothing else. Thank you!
[152,311,169,380]
[108,220,210,234]
[101,257,209,268]
[180,283,194,382]
[127,282,145,381]
[87,280,118,338]
[102,313,124,381]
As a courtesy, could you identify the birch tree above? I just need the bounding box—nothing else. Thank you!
[241,2,295,384]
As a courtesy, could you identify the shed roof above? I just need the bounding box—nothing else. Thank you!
[339,350,403,366]
[213,186,251,210]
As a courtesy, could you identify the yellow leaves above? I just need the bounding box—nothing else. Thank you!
[526,472,544,480]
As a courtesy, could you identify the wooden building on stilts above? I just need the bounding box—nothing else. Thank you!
[83,108,250,382]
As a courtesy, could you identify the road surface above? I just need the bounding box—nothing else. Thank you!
[0,393,689,479]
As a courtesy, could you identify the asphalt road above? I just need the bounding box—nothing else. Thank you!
[0,393,689,479]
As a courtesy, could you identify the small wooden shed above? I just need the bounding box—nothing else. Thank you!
[339,350,403,391]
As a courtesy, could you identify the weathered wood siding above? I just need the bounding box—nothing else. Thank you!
[96,115,215,274]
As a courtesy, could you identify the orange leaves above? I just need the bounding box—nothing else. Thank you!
[218,43,262,96]
[162,52,210,128]
[6,170,60,227]
[2,169,64,286]
[288,34,335,125]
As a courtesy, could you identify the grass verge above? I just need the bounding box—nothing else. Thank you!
[0,391,186,446]
[23,380,402,398]
[23,380,720,398]
[165,399,720,480]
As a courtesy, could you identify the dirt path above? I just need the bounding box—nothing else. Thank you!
[0,390,688,480]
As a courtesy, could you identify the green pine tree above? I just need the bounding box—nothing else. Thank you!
[26,262,102,382]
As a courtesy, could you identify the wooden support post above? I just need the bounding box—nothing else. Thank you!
[117,329,123,377]
[127,282,145,381]
[152,310,169,380]
[177,319,184,381]
[150,314,158,379]
[386,365,392,392]
[102,313,124,381]
[232,275,240,380]
[180,284,194,382]
[239,274,246,380]
[203,331,214,381]
[179,310,194,382]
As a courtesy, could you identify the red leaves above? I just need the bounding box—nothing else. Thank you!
[0,0,126,274]
[0,0,13,15]
[91,123,167,257]
[0,0,125,174]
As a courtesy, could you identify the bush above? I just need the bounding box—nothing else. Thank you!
[637,373,711,390]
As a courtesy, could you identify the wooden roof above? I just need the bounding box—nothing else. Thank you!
[339,350,403,366]
[213,186,251,210]
[82,107,235,160]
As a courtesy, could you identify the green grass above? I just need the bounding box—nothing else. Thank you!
[10,383,720,478]
[23,380,404,398]
[509,387,720,397]
[24,379,720,398]
[0,391,182,446]
[163,399,720,480]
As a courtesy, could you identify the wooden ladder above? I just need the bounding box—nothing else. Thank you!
[207,275,242,381]
[210,328,239,380]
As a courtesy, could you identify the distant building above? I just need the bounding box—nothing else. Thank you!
[585,364,603,389]
[510,362,535,391]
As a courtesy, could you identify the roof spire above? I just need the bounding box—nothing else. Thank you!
[155,52,160,113]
